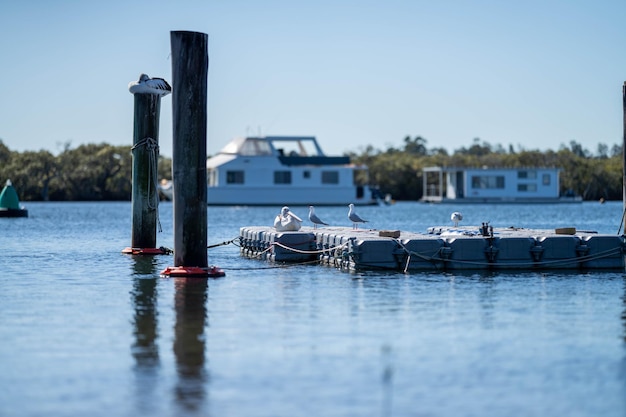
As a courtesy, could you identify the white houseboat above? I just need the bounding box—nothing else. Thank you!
[421,166,582,203]
[203,136,384,206]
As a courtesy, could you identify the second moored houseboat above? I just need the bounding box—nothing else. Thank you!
[421,166,582,204]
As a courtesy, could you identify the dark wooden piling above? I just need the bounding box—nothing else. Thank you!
[170,31,209,268]
[130,93,163,249]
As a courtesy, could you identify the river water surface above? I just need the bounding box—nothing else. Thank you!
[1,201,626,417]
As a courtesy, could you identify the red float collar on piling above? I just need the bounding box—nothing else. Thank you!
[122,247,170,255]
[160,265,226,278]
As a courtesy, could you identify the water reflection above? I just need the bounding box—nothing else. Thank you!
[130,257,160,413]
[477,275,496,329]
[173,278,209,413]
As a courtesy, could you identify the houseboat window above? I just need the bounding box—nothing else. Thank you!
[303,171,311,179]
[542,174,551,185]
[226,170,244,184]
[518,184,537,192]
[274,171,292,184]
[208,169,218,186]
[321,171,339,184]
[471,175,504,189]
[240,139,272,156]
[517,170,537,179]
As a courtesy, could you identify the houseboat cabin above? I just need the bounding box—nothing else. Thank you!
[205,136,382,206]
[421,166,581,203]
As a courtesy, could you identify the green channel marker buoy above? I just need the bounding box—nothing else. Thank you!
[0,179,28,217]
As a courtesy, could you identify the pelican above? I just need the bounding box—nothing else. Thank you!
[348,203,368,229]
[308,205,329,229]
[274,206,302,231]
[451,211,463,227]
[128,73,172,96]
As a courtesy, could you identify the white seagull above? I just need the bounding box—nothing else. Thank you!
[308,205,329,229]
[451,211,463,227]
[128,73,172,96]
[348,203,368,229]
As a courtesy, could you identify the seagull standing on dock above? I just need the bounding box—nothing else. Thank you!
[451,211,463,227]
[128,73,172,96]
[308,205,329,229]
[348,203,368,229]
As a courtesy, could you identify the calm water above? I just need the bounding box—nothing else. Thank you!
[1,201,626,417]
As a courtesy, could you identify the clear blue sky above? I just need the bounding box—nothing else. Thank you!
[1,0,624,158]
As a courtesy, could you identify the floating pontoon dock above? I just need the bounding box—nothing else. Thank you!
[238,82,626,273]
[239,226,626,272]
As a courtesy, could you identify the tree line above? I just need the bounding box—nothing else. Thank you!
[0,141,171,201]
[0,137,622,202]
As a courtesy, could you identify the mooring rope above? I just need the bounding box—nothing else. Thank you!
[131,137,162,232]
[240,240,350,260]
[393,237,624,269]
[272,241,350,254]
[207,238,239,249]
[207,237,328,270]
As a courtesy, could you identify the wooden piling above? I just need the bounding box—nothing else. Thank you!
[170,31,209,268]
[129,93,163,250]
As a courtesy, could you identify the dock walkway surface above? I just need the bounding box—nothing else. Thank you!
[239,225,626,272]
